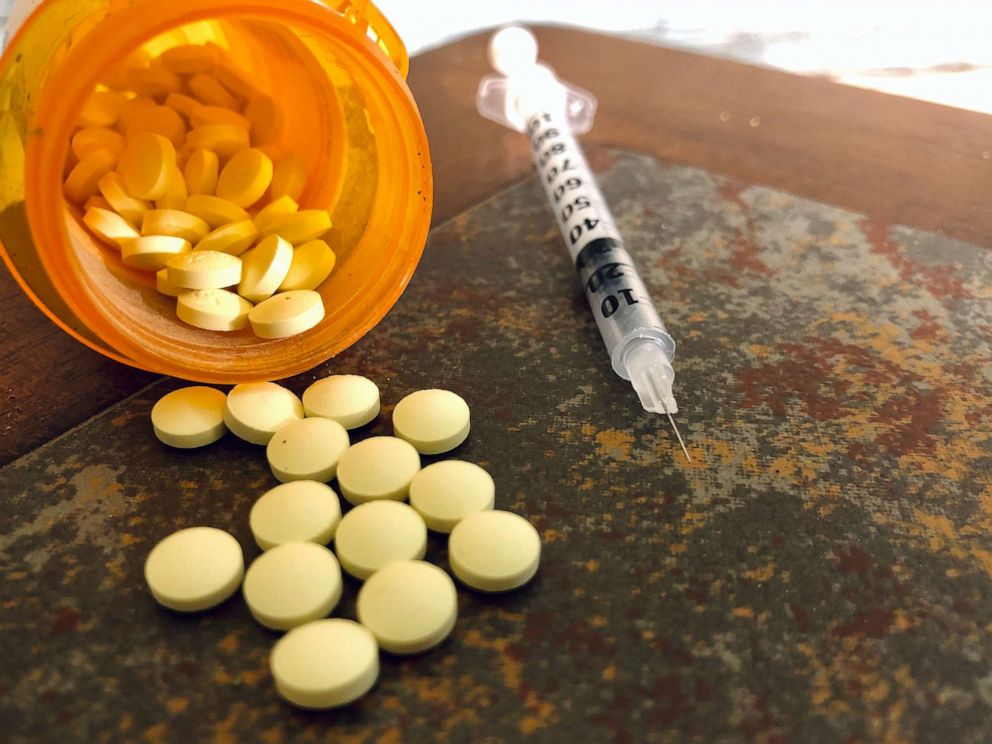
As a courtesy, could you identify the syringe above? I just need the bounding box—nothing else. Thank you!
[477,26,691,461]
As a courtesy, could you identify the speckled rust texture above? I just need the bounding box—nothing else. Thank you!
[2,150,991,743]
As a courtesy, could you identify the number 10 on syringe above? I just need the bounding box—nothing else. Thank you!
[478,26,691,460]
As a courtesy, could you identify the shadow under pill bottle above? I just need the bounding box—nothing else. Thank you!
[0,0,432,383]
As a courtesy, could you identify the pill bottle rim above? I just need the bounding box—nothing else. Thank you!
[3,0,432,382]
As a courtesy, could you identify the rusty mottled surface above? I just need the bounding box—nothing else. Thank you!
[2,149,992,743]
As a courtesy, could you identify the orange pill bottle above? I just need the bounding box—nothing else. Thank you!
[0,0,431,382]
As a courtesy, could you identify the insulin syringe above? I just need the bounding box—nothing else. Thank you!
[477,26,690,461]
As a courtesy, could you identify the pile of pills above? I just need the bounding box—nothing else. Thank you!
[66,42,336,339]
[145,375,541,708]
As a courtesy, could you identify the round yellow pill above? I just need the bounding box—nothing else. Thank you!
[159,44,218,75]
[302,375,380,429]
[335,436,421,505]
[183,149,219,196]
[121,101,186,147]
[392,389,471,455]
[216,148,273,208]
[238,234,293,302]
[212,63,258,101]
[84,195,113,212]
[119,132,176,200]
[254,195,298,233]
[188,73,237,109]
[64,149,117,204]
[166,250,242,290]
[151,385,228,448]
[249,481,342,551]
[194,220,259,256]
[263,210,332,245]
[270,619,378,709]
[270,153,307,201]
[190,104,250,131]
[243,542,343,631]
[224,382,303,445]
[71,128,125,162]
[125,67,181,99]
[334,500,427,580]
[155,268,181,297]
[409,460,495,533]
[164,93,201,120]
[185,125,250,159]
[144,527,243,612]
[185,194,251,228]
[266,417,349,483]
[77,90,127,128]
[83,207,140,248]
[97,171,149,226]
[121,235,191,271]
[279,239,336,291]
[141,209,211,243]
[176,288,252,331]
[448,510,541,593]
[155,167,188,210]
[248,289,325,339]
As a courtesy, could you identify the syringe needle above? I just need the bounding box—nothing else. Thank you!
[661,402,692,462]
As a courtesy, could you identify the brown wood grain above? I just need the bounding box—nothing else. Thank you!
[411,25,992,248]
[4,25,991,465]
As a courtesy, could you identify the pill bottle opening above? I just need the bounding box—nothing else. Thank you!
[8,0,431,382]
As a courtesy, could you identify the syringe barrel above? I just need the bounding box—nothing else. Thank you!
[525,111,675,379]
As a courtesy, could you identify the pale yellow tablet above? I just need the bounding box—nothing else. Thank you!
[185,194,250,228]
[176,288,251,331]
[266,417,350,483]
[97,171,149,226]
[249,481,342,550]
[122,102,186,147]
[155,268,181,297]
[142,209,211,243]
[409,460,495,533]
[185,124,249,158]
[392,389,471,455]
[238,234,293,302]
[190,104,250,131]
[188,73,237,109]
[262,210,331,245]
[78,90,127,128]
[334,500,427,580]
[356,560,457,654]
[224,381,304,445]
[194,220,258,256]
[184,149,219,195]
[83,207,140,248]
[302,375,380,429]
[125,67,181,99]
[118,132,176,200]
[71,127,125,162]
[448,510,541,592]
[122,235,190,271]
[217,148,272,208]
[144,527,244,612]
[253,195,298,233]
[166,250,242,290]
[270,619,378,709]
[153,166,187,211]
[151,385,227,448]
[243,542,343,631]
[335,436,420,505]
[279,239,336,291]
[159,44,218,74]
[248,289,325,339]
[64,149,116,204]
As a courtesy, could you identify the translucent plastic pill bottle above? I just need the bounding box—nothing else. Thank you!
[0,0,431,382]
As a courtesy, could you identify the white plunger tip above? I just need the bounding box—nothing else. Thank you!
[489,25,538,76]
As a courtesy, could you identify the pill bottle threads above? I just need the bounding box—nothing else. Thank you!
[0,0,432,383]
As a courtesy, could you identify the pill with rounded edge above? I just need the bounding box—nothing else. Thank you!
[335,436,420,505]
[262,210,331,245]
[155,166,188,210]
[266,417,349,482]
[125,67,182,99]
[224,382,304,445]
[392,389,471,455]
[194,220,258,256]
[302,375,380,429]
[78,90,127,128]
[188,73,237,109]
[249,481,342,551]
[166,250,242,290]
[159,44,219,75]
[156,268,182,297]
[184,149,219,195]
[254,195,298,233]
[121,102,186,147]
[122,235,191,271]
[71,128,125,162]
[144,527,243,612]
[217,148,272,208]
[246,94,281,145]
[119,132,176,200]
[142,209,211,243]
[279,239,336,291]
[249,289,325,339]
[448,510,541,592]
[83,207,140,247]
[98,172,149,226]
[334,500,427,580]
[243,542,343,631]
[238,234,293,302]
[151,385,228,448]
[270,153,306,201]
[186,124,248,158]
[64,149,116,204]
[185,194,251,228]
[176,288,252,331]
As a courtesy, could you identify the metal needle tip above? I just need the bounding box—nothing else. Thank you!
[666,412,692,462]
